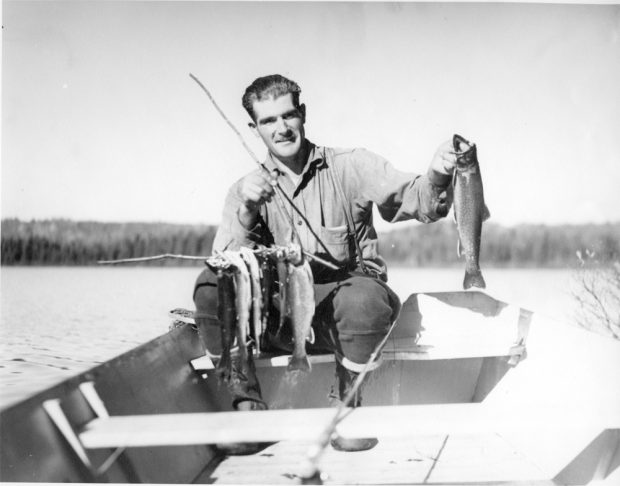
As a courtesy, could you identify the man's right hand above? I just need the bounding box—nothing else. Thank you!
[238,170,276,229]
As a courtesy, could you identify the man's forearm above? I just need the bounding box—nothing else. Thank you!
[237,204,260,230]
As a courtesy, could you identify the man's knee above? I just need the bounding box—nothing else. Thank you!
[331,276,400,365]
[194,268,218,319]
[332,276,398,334]
[193,268,222,355]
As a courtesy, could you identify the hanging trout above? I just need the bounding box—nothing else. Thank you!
[276,245,315,373]
[205,255,236,382]
[257,250,279,342]
[215,269,236,381]
[452,134,490,289]
[239,247,263,355]
[224,251,252,367]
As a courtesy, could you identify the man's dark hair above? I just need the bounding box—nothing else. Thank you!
[242,74,302,121]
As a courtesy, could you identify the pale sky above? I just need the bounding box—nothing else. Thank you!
[2,1,620,231]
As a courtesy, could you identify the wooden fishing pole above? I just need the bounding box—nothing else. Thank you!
[188,73,296,228]
[300,316,401,484]
[188,73,338,271]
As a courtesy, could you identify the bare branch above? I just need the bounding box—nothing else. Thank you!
[572,257,620,340]
[98,254,207,264]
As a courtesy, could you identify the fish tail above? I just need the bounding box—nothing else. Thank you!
[216,353,232,382]
[287,354,311,373]
[463,269,486,290]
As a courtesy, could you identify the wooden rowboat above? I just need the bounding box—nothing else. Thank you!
[1,290,619,484]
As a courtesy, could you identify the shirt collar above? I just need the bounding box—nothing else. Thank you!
[263,140,326,176]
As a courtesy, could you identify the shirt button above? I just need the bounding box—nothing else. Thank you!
[297,220,303,226]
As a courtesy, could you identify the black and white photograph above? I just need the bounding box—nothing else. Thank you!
[1,1,620,484]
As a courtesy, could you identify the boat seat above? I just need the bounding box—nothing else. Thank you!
[191,292,533,372]
[191,339,527,372]
[77,402,620,449]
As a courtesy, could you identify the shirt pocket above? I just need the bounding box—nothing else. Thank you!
[319,225,350,263]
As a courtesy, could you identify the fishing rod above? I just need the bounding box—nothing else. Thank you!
[189,74,344,270]
[300,316,401,484]
[188,75,303,243]
[189,73,394,481]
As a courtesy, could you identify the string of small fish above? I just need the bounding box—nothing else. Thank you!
[205,243,316,382]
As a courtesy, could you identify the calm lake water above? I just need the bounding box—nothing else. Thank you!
[0,266,581,410]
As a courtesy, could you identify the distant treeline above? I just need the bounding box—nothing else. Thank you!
[2,218,619,268]
[1,219,217,266]
[379,221,620,268]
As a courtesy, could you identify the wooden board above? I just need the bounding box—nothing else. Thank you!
[79,403,620,450]
[201,434,548,485]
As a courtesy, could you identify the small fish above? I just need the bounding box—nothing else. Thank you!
[257,251,278,338]
[215,268,236,381]
[239,247,263,355]
[277,245,315,373]
[224,251,253,366]
[276,256,290,338]
[205,255,237,381]
[452,134,490,289]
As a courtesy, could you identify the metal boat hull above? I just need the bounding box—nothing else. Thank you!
[1,291,619,484]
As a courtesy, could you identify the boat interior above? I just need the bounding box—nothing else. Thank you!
[1,291,619,484]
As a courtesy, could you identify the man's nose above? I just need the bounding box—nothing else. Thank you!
[275,117,289,133]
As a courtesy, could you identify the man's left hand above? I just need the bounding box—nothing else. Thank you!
[430,139,467,175]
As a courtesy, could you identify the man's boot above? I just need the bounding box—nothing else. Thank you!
[215,398,274,455]
[214,354,275,456]
[194,268,273,456]
[328,362,378,452]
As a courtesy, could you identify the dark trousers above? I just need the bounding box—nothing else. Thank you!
[193,266,401,405]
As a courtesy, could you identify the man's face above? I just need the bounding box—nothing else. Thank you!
[249,93,306,164]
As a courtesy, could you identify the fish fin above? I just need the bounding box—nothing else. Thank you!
[287,355,311,373]
[483,204,491,221]
[463,270,486,290]
[307,327,315,345]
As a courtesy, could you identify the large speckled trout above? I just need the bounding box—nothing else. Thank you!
[452,134,490,289]
[275,245,315,373]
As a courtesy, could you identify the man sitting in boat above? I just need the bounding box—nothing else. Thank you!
[193,74,456,454]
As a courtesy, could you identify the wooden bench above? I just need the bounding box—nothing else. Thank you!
[77,402,619,449]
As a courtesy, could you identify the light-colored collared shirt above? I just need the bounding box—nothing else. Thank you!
[213,142,452,278]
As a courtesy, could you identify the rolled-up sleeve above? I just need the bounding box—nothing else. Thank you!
[346,148,452,224]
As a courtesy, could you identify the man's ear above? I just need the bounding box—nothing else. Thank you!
[300,103,306,123]
[248,121,259,138]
